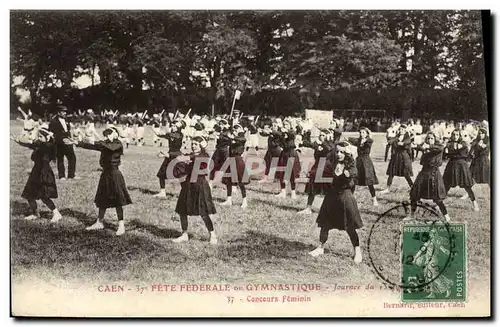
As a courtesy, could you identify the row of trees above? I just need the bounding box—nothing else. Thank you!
[10,10,488,119]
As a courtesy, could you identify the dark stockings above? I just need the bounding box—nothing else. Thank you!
[319,227,360,247]
[27,197,55,215]
[180,214,214,232]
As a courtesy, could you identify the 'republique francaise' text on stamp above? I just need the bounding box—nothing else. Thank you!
[401,222,466,302]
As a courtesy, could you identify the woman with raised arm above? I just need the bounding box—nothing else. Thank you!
[309,141,363,264]
[297,129,334,215]
[406,132,450,222]
[443,129,479,211]
[76,126,132,235]
[380,124,413,194]
[220,124,250,209]
[259,120,283,183]
[274,119,301,199]
[153,119,186,198]
[172,136,218,245]
[469,127,490,187]
[208,119,231,189]
[13,127,62,222]
[348,127,379,207]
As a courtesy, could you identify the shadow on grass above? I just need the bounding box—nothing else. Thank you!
[127,185,177,197]
[358,207,385,217]
[251,197,303,211]
[10,200,30,216]
[10,217,186,278]
[245,186,281,196]
[213,195,229,203]
[130,218,182,239]
[57,206,137,232]
[377,197,408,206]
[219,230,312,261]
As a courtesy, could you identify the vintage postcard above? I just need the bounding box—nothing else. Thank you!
[9,9,491,317]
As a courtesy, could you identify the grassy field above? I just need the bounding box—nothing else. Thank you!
[10,121,490,299]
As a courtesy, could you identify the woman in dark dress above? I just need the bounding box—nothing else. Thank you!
[275,119,301,199]
[259,123,283,183]
[380,125,413,194]
[135,116,145,146]
[172,136,218,245]
[153,120,185,198]
[309,141,363,264]
[328,119,343,144]
[14,127,62,222]
[443,129,479,211]
[297,129,334,215]
[469,128,490,187]
[349,127,379,206]
[406,132,450,222]
[208,120,231,189]
[76,126,132,236]
[220,124,250,208]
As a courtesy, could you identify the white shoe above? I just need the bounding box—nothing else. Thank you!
[116,221,125,236]
[290,191,297,200]
[473,201,480,212]
[444,214,451,222]
[373,198,379,207]
[50,210,62,223]
[172,233,189,243]
[24,214,39,221]
[275,190,286,198]
[380,188,390,194]
[59,177,67,181]
[354,247,362,264]
[460,194,469,200]
[86,221,104,230]
[403,216,413,221]
[220,199,232,206]
[153,191,167,198]
[258,178,268,184]
[297,207,312,215]
[209,232,218,245]
[309,247,324,257]
[241,199,248,209]
[70,176,82,180]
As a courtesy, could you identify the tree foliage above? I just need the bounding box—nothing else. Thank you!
[10,10,488,118]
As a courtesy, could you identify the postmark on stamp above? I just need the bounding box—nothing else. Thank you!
[367,202,459,294]
[401,222,467,302]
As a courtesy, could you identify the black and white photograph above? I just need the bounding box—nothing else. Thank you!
[8,8,492,317]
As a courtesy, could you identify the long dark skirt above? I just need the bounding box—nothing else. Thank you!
[443,159,474,189]
[264,146,282,175]
[222,155,249,185]
[386,151,413,176]
[305,162,332,195]
[276,150,301,181]
[470,156,490,184]
[95,168,132,208]
[410,168,447,201]
[209,147,229,180]
[175,177,217,216]
[22,163,58,200]
[356,154,379,186]
[156,153,183,180]
[316,189,363,231]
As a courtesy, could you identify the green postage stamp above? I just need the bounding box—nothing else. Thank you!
[401,222,467,302]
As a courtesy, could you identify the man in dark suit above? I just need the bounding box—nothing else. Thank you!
[49,105,80,180]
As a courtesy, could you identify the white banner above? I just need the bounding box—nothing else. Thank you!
[305,109,332,129]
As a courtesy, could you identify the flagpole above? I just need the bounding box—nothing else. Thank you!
[230,93,237,119]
